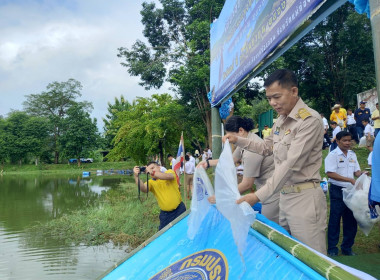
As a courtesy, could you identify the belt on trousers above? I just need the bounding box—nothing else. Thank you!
[281,181,318,194]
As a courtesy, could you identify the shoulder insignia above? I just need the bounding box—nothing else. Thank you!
[297,108,311,120]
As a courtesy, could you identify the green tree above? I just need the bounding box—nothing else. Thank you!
[2,111,49,165]
[23,79,93,163]
[260,3,375,116]
[117,0,225,146]
[107,94,186,164]
[102,95,132,149]
[0,117,9,168]
[59,105,99,166]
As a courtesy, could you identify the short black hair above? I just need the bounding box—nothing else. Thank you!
[336,131,351,141]
[362,118,370,123]
[146,161,158,167]
[225,115,254,133]
[167,154,173,158]
[264,69,298,89]
[330,121,337,125]
[185,155,190,161]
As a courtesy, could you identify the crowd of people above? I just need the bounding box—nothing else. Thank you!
[133,69,379,257]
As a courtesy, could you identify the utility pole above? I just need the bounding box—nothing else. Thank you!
[211,107,222,159]
[370,0,380,102]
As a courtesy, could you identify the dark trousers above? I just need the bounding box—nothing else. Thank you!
[328,184,357,254]
[330,141,338,152]
[347,124,359,143]
[356,126,364,139]
[323,132,331,149]
[158,202,186,230]
[375,128,380,138]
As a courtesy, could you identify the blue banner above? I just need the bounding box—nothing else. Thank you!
[210,0,325,106]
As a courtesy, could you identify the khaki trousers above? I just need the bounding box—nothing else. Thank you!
[279,186,327,255]
[261,195,280,225]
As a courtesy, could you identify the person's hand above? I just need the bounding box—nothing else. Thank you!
[208,195,216,204]
[133,166,140,177]
[197,160,207,169]
[349,178,356,185]
[236,193,259,206]
[223,133,238,143]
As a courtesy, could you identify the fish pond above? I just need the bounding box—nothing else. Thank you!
[0,173,132,279]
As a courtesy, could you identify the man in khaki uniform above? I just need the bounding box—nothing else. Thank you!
[225,69,327,254]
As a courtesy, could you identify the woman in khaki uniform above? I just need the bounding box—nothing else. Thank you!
[199,115,279,224]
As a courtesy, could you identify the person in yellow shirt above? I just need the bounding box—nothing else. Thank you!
[262,125,272,138]
[134,162,186,230]
[330,104,347,129]
[372,102,380,137]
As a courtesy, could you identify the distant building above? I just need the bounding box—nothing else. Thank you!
[357,88,378,112]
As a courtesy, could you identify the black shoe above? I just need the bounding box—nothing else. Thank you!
[328,251,338,257]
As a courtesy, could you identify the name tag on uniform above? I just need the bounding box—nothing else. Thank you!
[274,127,280,135]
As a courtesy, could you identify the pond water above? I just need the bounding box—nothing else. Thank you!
[0,174,133,280]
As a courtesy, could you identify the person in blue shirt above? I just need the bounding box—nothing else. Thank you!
[354,101,371,138]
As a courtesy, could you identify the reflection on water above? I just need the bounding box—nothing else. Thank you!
[0,174,132,279]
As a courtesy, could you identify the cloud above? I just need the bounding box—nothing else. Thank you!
[0,0,170,131]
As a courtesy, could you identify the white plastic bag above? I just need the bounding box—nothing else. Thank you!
[358,136,367,147]
[343,174,376,236]
[215,140,257,254]
[187,167,215,239]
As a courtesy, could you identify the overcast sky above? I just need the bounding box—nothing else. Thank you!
[0,0,169,131]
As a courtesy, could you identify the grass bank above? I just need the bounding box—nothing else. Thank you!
[29,180,161,250]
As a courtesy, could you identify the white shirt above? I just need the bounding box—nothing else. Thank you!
[364,123,374,137]
[346,114,356,125]
[184,161,195,174]
[322,117,329,129]
[189,155,196,166]
[325,147,360,187]
[202,153,207,161]
[207,149,212,158]
[236,164,244,176]
[332,126,341,138]
[368,151,372,166]
[171,158,177,168]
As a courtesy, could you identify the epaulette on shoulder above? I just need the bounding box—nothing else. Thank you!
[296,108,312,120]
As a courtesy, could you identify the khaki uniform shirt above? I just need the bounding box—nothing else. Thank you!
[233,132,274,188]
[235,98,324,202]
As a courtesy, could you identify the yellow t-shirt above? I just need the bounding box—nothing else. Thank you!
[330,111,347,128]
[148,170,182,211]
[372,109,380,129]
[262,128,272,138]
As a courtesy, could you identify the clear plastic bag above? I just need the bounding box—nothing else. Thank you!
[215,140,257,254]
[342,174,376,236]
[187,167,215,240]
[358,136,367,147]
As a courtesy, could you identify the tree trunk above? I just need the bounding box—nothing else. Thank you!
[35,158,38,166]
[54,151,59,164]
